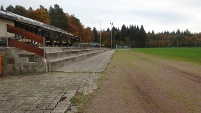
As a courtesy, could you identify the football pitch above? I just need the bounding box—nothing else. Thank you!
[132,47,201,64]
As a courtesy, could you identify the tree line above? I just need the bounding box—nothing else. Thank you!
[93,24,201,48]
[147,29,201,48]
[1,5,201,48]
[93,25,146,47]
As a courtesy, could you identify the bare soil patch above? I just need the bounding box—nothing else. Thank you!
[84,50,201,113]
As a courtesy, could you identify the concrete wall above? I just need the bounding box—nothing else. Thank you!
[0,18,15,37]
[0,47,46,76]
[0,48,6,76]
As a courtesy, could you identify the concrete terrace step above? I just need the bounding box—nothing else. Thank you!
[43,47,68,52]
[47,50,104,71]
[43,47,92,52]
[5,47,108,75]
[19,48,94,62]
[19,53,42,62]
[46,49,93,60]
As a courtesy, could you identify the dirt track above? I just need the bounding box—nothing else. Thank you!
[85,50,201,113]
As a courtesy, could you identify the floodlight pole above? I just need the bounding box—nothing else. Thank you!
[100,20,101,48]
[110,22,113,49]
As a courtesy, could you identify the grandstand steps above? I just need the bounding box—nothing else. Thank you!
[18,47,107,72]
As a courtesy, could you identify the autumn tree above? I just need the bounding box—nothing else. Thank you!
[82,27,94,43]
[67,15,84,37]
[26,7,34,19]
[32,5,50,24]
[101,30,111,47]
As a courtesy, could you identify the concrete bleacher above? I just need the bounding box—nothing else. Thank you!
[18,47,107,72]
[46,47,105,71]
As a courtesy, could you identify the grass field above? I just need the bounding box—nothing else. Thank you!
[132,47,201,64]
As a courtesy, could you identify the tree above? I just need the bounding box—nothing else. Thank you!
[176,29,181,35]
[6,5,26,16]
[121,24,127,41]
[32,5,50,24]
[6,5,15,12]
[83,27,94,43]
[26,7,35,19]
[184,29,191,36]
[101,29,111,47]
[1,5,4,11]
[49,4,68,30]
[14,5,27,16]
[92,27,99,43]
[67,15,84,37]
[139,25,146,47]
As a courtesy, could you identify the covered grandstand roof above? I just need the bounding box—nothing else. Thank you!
[0,10,74,36]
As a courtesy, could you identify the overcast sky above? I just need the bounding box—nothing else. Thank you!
[1,0,201,33]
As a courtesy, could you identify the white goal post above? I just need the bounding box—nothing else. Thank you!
[115,45,131,50]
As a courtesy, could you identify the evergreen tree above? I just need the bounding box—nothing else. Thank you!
[176,29,181,35]
[184,29,191,36]
[1,5,4,11]
[139,25,146,47]
[49,4,68,30]
[14,5,26,16]
[6,5,15,12]
[92,27,99,43]
[28,7,33,11]
[151,30,156,38]
[121,24,127,41]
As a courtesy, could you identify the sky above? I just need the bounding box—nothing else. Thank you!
[1,0,201,33]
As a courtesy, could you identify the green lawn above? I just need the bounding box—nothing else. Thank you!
[132,47,201,64]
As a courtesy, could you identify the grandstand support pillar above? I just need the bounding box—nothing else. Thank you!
[64,36,67,46]
[58,35,63,47]
[5,22,8,47]
[50,33,54,47]
[43,37,47,73]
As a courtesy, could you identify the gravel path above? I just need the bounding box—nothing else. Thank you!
[85,50,201,113]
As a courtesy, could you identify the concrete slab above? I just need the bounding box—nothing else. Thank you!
[0,72,104,113]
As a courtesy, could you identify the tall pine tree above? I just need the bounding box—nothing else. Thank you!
[49,4,68,30]
[6,5,15,13]
[139,25,146,47]
[121,24,127,42]
[92,27,99,43]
